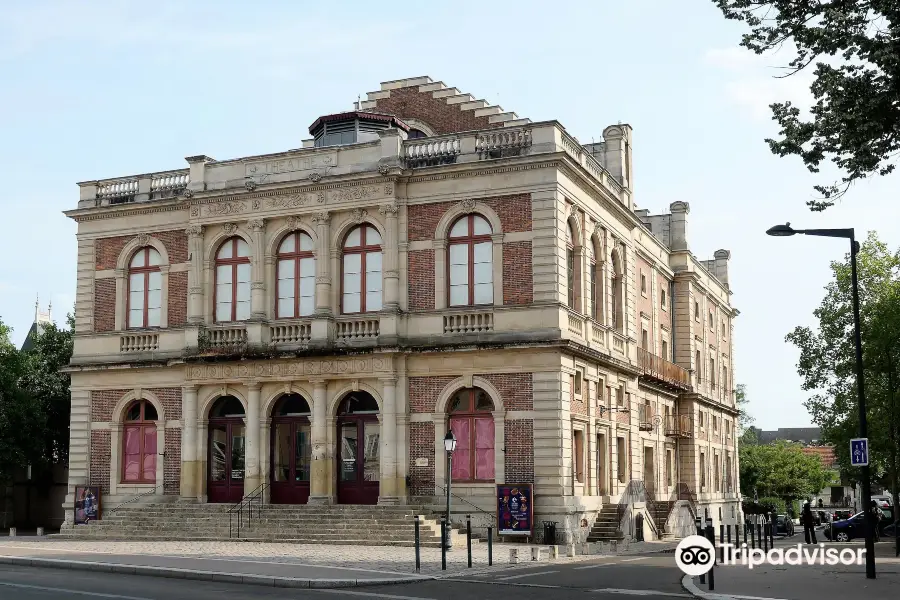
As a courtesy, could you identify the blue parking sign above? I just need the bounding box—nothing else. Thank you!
[850,438,869,467]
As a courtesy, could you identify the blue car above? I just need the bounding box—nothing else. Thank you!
[826,512,866,542]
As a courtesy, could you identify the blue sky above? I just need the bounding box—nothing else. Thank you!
[2,0,898,430]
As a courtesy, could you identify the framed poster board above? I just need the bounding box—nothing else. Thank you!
[74,485,101,525]
[497,483,533,536]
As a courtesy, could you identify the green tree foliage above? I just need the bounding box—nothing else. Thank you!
[740,440,831,505]
[713,1,900,209]
[786,232,900,511]
[736,383,754,431]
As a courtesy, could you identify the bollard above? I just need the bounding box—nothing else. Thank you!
[510,548,519,564]
[568,544,576,558]
[466,515,472,568]
[440,518,447,571]
[770,516,775,547]
[36,527,44,537]
[8,528,14,537]
[552,545,559,559]
[757,523,762,550]
[488,525,493,566]
[719,524,725,563]
[744,523,748,547]
[727,524,733,561]
[704,522,715,591]
[531,547,541,561]
[414,516,421,573]
[763,523,769,552]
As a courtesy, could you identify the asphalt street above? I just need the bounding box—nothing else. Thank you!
[0,555,691,600]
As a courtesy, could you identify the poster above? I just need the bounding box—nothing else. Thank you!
[497,483,533,536]
[74,486,101,525]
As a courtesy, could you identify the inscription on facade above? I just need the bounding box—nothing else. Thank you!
[245,153,336,178]
[187,357,388,380]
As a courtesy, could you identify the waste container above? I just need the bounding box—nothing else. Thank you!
[635,513,644,541]
[542,521,557,545]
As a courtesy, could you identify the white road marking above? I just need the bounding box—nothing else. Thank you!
[495,569,559,580]
[316,590,436,600]
[575,556,650,569]
[592,589,691,597]
[681,574,790,600]
[0,581,152,600]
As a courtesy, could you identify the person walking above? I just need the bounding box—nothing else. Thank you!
[803,501,818,544]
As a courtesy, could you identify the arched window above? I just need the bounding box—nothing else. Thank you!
[590,235,604,322]
[215,237,251,322]
[448,387,495,482]
[342,225,382,314]
[122,400,158,483]
[276,232,315,318]
[128,247,162,328]
[611,247,624,332]
[566,222,576,309]
[448,214,493,306]
[407,128,428,139]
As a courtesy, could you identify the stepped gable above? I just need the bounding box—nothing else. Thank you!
[359,76,532,136]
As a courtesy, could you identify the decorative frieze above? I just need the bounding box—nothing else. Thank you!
[186,357,389,380]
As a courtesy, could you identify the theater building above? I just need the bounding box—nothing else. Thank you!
[62,76,740,542]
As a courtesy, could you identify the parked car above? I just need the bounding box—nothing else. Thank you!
[832,509,853,522]
[883,523,897,538]
[775,514,795,536]
[826,512,865,542]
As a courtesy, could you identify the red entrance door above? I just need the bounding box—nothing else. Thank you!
[270,418,311,504]
[335,392,380,505]
[208,420,245,503]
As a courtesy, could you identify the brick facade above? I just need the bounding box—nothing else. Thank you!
[167,271,188,327]
[407,194,532,242]
[93,279,116,332]
[164,430,181,495]
[91,389,130,422]
[89,430,111,494]
[408,422,435,496]
[502,241,533,305]
[369,86,504,136]
[408,376,458,413]
[407,249,435,311]
[478,373,533,410]
[504,419,534,483]
[95,230,189,271]
[148,387,182,420]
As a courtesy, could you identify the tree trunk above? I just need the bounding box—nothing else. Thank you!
[886,351,899,556]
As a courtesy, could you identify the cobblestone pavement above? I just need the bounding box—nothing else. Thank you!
[0,539,678,576]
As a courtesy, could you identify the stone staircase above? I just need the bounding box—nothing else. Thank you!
[55,503,469,547]
[587,505,624,542]
[649,500,676,539]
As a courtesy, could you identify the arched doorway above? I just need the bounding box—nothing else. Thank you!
[208,396,246,503]
[270,393,312,504]
[336,392,380,505]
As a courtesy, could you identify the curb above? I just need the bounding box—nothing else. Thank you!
[0,555,432,589]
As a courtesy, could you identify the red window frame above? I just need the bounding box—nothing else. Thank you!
[448,214,493,306]
[448,388,495,483]
[275,232,315,319]
[214,237,251,323]
[121,400,157,484]
[127,247,161,329]
[341,225,382,314]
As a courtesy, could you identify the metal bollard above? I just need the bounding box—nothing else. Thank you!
[440,518,447,571]
[704,522,715,591]
[719,524,725,562]
[763,523,769,552]
[727,524,732,560]
[466,515,472,568]
[743,523,748,547]
[36,527,44,537]
[488,525,493,565]
[757,523,763,550]
[414,516,421,573]
[8,528,14,537]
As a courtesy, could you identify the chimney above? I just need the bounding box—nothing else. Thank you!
[669,201,690,251]
[601,124,634,192]
[714,249,731,287]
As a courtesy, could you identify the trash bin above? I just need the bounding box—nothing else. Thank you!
[635,513,644,541]
[542,521,557,545]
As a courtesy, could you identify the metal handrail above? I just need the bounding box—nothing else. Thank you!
[434,482,497,523]
[105,484,163,517]
[228,481,270,538]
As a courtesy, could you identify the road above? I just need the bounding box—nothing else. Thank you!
[0,555,691,600]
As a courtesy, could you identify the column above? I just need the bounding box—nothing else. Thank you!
[247,219,266,319]
[185,225,205,324]
[312,212,332,316]
[309,379,331,503]
[379,203,400,311]
[181,385,198,499]
[378,377,399,504]
[245,382,261,494]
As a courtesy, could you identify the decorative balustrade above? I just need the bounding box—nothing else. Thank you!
[591,323,604,345]
[637,347,691,391]
[665,414,694,438]
[403,136,460,167]
[612,332,626,354]
[443,312,493,334]
[567,312,584,336]
[476,127,531,159]
[150,171,189,194]
[560,131,583,160]
[270,322,311,344]
[97,179,138,200]
[206,326,247,348]
[638,404,658,431]
[119,333,159,353]
[336,318,379,340]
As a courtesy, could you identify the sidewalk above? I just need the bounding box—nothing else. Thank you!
[0,538,678,588]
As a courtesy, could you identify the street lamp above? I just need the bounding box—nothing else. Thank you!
[444,429,457,551]
[766,222,876,579]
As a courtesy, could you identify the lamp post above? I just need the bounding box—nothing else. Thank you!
[766,223,875,579]
[444,429,457,551]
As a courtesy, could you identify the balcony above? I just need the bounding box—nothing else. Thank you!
[637,347,691,391]
[638,404,658,432]
[665,414,694,439]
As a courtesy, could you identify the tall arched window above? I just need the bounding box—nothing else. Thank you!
[342,225,382,314]
[276,232,315,318]
[448,387,495,481]
[449,214,493,306]
[611,247,624,332]
[566,222,576,309]
[215,237,251,322]
[128,247,162,328]
[591,235,604,322]
[122,400,158,483]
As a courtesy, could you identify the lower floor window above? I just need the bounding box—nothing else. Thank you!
[450,416,495,481]
[123,424,157,482]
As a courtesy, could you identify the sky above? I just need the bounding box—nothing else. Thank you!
[2,0,898,430]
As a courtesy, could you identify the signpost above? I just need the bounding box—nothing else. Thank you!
[851,438,869,467]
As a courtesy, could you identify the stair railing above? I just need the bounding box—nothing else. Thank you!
[433,482,497,526]
[105,484,164,518]
[228,481,270,539]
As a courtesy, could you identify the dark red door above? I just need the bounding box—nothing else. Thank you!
[270,418,311,504]
[208,420,245,503]
[336,416,380,505]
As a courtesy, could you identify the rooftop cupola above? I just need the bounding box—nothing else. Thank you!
[308,111,409,148]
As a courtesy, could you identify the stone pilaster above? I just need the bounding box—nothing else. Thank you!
[378,377,399,504]
[185,225,205,324]
[245,382,261,494]
[247,219,266,320]
[308,380,331,503]
[379,203,400,311]
[180,385,199,499]
[312,212,332,316]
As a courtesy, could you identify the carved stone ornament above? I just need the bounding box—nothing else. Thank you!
[311,211,331,225]
[207,201,246,216]
[332,186,378,203]
[378,203,399,216]
[377,163,391,176]
[459,199,476,212]
[247,218,265,232]
[185,224,204,237]
[569,203,578,216]
[183,188,194,198]
[190,206,200,217]
[315,275,332,284]
[286,216,302,231]
[268,193,307,209]
[136,233,151,246]
[223,223,238,235]
[384,183,394,196]
[252,199,261,210]
[350,208,368,224]
[189,286,204,294]
[316,191,326,203]
[244,179,257,192]
[308,172,322,183]
[250,281,265,290]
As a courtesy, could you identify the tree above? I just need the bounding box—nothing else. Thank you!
[713,1,900,209]
[736,383,754,431]
[740,440,831,506]
[786,231,900,515]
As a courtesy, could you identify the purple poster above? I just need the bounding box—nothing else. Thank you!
[497,483,533,536]
[74,485,101,525]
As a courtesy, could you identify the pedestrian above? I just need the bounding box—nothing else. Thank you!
[803,501,818,544]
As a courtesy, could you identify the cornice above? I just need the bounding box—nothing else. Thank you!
[65,199,187,223]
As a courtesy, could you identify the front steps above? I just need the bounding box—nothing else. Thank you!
[55,503,470,547]
[587,505,624,542]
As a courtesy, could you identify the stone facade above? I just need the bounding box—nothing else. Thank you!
[62,76,740,542]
